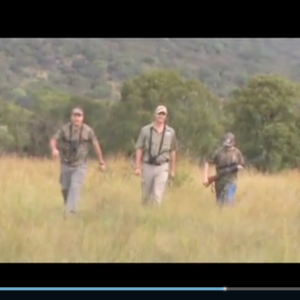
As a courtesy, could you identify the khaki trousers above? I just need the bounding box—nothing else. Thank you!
[141,162,169,205]
[59,163,87,212]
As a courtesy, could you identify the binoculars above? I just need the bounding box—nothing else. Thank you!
[148,156,158,165]
[70,140,80,153]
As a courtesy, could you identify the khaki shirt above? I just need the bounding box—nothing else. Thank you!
[135,123,178,164]
[53,123,98,167]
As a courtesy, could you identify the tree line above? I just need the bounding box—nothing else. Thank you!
[0,69,299,173]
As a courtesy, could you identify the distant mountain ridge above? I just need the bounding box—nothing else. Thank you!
[0,38,300,99]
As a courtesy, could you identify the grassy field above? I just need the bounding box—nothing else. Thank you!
[0,156,299,262]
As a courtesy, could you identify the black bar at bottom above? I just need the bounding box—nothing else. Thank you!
[1,263,299,287]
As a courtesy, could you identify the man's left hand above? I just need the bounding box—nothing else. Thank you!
[99,162,106,171]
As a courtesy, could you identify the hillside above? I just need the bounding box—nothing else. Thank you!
[1,38,300,99]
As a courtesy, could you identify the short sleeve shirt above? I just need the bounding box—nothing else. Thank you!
[53,123,97,166]
[207,146,244,171]
[135,123,178,163]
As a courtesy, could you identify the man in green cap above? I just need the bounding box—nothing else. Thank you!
[203,132,244,206]
[50,107,106,216]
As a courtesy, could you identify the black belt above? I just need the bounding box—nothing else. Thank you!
[145,160,169,166]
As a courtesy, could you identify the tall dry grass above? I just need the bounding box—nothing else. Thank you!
[0,156,299,262]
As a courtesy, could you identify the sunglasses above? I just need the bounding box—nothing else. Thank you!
[158,112,166,116]
[72,113,83,117]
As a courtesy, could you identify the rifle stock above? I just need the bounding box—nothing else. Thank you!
[204,174,218,187]
[204,163,240,188]
[203,154,264,188]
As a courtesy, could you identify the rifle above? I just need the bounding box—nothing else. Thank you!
[204,163,242,188]
[203,153,265,188]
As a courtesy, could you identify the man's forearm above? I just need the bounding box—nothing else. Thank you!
[170,151,176,172]
[135,149,143,169]
[50,138,57,151]
[203,162,209,180]
[94,143,104,163]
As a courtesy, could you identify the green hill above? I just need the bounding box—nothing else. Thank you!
[1,38,300,99]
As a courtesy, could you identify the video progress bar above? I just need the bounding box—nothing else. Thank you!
[0,287,226,291]
[228,287,300,291]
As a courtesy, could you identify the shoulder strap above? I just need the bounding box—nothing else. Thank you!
[148,125,166,158]
[148,127,153,158]
[157,126,166,156]
[79,125,83,144]
[69,123,72,141]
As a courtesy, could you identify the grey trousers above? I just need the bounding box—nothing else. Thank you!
[59,163,87,212]
[141,162,169,205]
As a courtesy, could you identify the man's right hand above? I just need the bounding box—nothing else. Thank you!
[237,164,244,170]
[52,148,59,159]
[134,167,141,176]
[203,178,209,186]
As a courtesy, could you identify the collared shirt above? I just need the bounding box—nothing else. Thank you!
[53,122,98,167]
[135,123,178,163]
